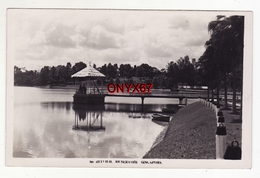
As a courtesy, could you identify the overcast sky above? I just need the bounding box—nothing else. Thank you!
[11,9,224,70]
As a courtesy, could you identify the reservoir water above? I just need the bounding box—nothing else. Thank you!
[13,86,181,158]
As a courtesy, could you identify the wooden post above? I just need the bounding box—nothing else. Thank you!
[141,96,145,112]
[141,97,144,106]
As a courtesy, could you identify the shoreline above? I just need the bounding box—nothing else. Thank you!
[144,102,216,159]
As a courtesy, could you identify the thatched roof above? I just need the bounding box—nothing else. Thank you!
[71,65,105,78]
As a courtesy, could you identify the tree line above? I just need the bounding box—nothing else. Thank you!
[14,55,201,89]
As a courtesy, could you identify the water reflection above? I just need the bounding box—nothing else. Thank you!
[73,106,105,132]
[41,102,72,110]
[15,96,181,158]
[40,101,180,114]
[14,86,185,158]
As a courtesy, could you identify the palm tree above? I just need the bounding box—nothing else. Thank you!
[197,40,217,102]
[208,15,244,113]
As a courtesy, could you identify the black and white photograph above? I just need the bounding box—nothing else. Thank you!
[6,9,252,168]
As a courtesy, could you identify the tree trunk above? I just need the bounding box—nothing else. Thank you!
[217,86,220,107]
[240,89,242,119]
[232,71,237,113]
[216,70,220,107]
[211,88,214,103]
[207,86,210,101]
[240,64,243,120]
[224,72,228,109]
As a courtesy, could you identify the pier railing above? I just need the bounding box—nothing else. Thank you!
[104,90,209,99]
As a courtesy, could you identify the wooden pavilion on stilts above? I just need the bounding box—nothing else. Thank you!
[71,62,106,104]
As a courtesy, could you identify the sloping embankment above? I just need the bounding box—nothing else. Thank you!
[143,102,216,159]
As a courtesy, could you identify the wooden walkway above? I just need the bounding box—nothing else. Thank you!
[104,92,208,106]
[104,93,207,99]
[73,90,209,105]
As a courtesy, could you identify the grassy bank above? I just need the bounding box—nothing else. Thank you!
[144,102,216,159]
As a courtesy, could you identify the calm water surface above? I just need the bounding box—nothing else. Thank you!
[13,86,181,158]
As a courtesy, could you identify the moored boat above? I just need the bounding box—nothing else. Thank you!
[162,108,175,113]
[152,113,171,122]
[151,119,169,126]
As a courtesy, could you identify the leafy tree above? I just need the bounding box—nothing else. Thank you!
[14,66,23,85]
[161,78,167,89]
[128,78,134,85]
[109,78,114,84]
[152,77,159,89]
[115,77,120,84]
[175,55,196,86]
[119,64,133,78]
[40,66,50,85]
[65,62,72,83]
[14,66,40,86]
[106,63,117,79]
[49,66,58,85]
[72,62,87,74]
[56,65,67,84]
[208,15,244,112]
[166,61,179,87]
[136,63,154,78]
[100,64,107,76]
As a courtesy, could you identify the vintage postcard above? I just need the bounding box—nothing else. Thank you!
[6,9,252,168]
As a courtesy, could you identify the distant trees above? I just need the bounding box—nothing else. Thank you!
[14,59,200,89]
[136,64,155,78]
[166,55,198,88]
[72,62,87,74]
[14,61,87,86]
[14,66,40,86]
[119,64,133,78]
[106,63,117,79]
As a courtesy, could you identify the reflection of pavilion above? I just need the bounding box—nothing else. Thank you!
[73,106,105,132]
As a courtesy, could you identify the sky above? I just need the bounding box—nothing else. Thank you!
[11,9,223,71]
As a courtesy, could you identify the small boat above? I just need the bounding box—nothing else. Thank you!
[132,115,142,119]
[151,119,169,126]
[152,113,171,122]
[162,108,175,113]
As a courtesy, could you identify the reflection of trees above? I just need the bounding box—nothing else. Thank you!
[41,102,72,110]
[104,103,179,114]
